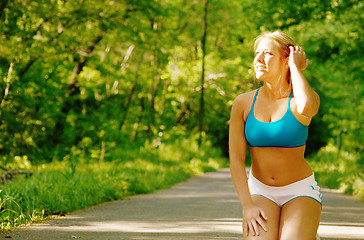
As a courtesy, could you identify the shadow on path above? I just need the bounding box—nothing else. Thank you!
[1,169,364,239]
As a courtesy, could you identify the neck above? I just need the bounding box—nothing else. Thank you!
[262,77,291,99]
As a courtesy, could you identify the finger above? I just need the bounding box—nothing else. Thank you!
[248,222,254,236]
[256,218,267,232]
[252,220,260,236]
[245,222,249,236]
[301,59,309,70]
[289,46,294,54]
[248,222,255,236]
[260,209,268,220]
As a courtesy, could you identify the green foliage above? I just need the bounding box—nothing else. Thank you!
[0,134,226,231]
[0,0,362,229]
[0,0,359,161]
[308,143,364,201]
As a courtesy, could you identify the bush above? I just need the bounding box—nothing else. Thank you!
[0,134,227,231]
[308,143,364,201]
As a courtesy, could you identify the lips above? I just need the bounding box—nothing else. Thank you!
[256,66,266,71]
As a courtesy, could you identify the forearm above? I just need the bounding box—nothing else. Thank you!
[290,66,319,116]
[230,157,253,208]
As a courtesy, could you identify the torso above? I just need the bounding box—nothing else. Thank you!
[249,146,313,186]
[241,89,313,186]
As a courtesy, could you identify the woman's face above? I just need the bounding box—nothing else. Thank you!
[254,37,286,82]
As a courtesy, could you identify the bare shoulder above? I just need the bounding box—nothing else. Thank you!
[233,89,257,106]
[231,89,257,121]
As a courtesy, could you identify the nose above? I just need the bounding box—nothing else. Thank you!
[255,52,264,64]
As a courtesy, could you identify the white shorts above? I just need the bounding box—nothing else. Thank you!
[248,172,322,207]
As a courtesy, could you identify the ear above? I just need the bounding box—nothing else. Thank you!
[283,56,290,70]
[282,50,290,66]
[285,56,289,66]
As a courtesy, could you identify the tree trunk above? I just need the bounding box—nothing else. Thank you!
[19,57,39,79]
[130,96,145,142]
[0,62,14,124]
[0,0,9,21]
[177,101,191,125]
[99,141,106,162]
[119,53,143,131]
[158,79,170,118]
[52,35,103,146]
[198,0,208,146]
[119,82,137,131]
[147,74,162,135]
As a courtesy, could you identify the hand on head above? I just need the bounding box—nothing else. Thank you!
[288,46,309,71]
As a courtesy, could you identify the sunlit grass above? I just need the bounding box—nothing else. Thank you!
[0,135,227,231]
[308,143,364,201]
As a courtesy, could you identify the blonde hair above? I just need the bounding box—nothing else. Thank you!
[254,31,297,58]
[254,31,297,84]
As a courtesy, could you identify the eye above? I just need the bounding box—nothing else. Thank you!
[264,51,273,55]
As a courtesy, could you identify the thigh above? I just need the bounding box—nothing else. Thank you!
[279,197,321,240]
[244,195,281,240]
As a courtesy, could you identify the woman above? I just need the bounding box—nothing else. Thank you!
[229,31,322,240]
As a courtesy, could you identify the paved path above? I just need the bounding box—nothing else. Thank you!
[2,168,364,240]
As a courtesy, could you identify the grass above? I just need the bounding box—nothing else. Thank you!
[308,143,364,201]
[4,135,361,232]
[0,135,228,231]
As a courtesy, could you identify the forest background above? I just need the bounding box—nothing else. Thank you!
[0,0,363,230]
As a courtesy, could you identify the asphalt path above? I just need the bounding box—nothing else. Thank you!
[2,168,364,240]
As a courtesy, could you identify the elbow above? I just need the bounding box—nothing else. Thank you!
[229,153,245,166]
[297,91,320,117]
[297,100,319,117]
[229,157,245,174]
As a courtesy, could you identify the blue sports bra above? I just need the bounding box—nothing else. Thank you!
[245,88,309,148]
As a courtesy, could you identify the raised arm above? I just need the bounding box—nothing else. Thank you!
[288,46,320,118]
[229,94,267,237]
